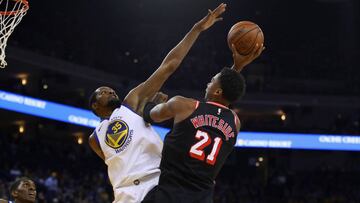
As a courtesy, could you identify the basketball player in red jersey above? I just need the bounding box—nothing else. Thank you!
[142,22,264,203]
[88,3,236,203]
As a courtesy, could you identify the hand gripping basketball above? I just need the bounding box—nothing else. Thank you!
[232,43,265,72]
[228,21,265,71]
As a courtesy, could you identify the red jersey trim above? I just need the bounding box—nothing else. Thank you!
[206,101,228,109]
[231,110,241,131]
[195,100,200,109]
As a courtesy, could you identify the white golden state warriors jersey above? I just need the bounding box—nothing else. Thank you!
[93,105,163,198]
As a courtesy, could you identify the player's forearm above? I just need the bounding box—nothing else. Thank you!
[160,25,202,73]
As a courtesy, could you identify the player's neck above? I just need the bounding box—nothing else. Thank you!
[207,98,229,107]
[101,107,116,119]
[105,110,113,118]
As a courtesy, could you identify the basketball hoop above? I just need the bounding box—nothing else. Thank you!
[0,0,29,68]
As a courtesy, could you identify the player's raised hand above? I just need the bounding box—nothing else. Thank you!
[194,3,226,32]
[231,43,265,72]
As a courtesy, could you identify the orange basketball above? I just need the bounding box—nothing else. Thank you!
[227,21,264,55]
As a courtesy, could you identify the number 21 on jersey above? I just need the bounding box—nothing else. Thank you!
[189,130,223,165]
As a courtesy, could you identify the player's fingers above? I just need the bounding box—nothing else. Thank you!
[157,92,168,101]
[213,3,226,16]
[258,44,265,55]
[217,6,226,14]
[252,43,261,57]
[215,17,223,23]
[162,94,169,102]
[203,10,211,21]
[231,44,238,54]
[213,3,224,12]
[254,43,264,57]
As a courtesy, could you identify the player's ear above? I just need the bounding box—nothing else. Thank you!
[92,102,98,111]
[11,190,19,198]
[214,88,222,96]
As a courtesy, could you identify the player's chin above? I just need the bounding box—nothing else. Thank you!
[107,98,121,108]
[26,195,36,201]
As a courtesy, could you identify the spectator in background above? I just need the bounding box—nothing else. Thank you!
[0,177,37,203]
[44,172,58,201]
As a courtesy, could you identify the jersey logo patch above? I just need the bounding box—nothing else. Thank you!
[105,120,131,150]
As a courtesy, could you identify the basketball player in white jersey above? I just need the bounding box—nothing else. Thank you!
[88,3,227,203]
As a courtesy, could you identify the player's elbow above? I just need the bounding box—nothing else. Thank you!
[151,110,173,123]
[150,113,163,123]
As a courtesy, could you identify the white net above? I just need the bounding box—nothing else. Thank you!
[0,0,28,68]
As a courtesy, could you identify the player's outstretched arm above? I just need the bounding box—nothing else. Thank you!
[231,43,265,72]
[124,3,227,113]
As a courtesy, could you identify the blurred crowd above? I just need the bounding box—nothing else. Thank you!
[0,131,113,203]
[214,167,360,203]
[1,128,360,203]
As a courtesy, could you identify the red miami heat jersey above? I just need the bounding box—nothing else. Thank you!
[158,101,239,191]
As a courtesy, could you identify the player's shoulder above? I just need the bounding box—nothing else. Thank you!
[229,109,241,132]
[122,86,143,113]
[169,96,198,109]
[170,95,196,103]
[171,96,200,123]
[98,119,110,128]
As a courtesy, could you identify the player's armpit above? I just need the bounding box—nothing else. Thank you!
[89,133,105,160]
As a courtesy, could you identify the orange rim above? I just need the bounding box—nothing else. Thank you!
[0,0,29,16]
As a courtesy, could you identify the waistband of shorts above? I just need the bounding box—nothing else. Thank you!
[115,170,160,189]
